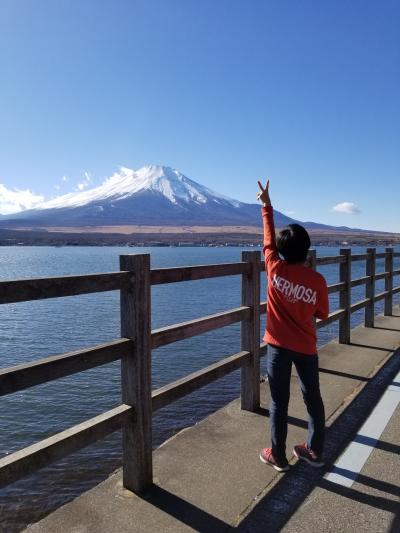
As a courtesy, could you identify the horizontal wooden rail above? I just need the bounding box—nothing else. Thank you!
[351,276,369,287]
[151,306,250,349]
[350,298,370,313]
[375,272,389,281]
[0,404,132,489]
[151,262,249,285]
[393,269,400,276]
[0,339,132,397]
[393,286,400,295]
[351,253,368,262]
[328,282,345,294]
[316,309,346,328]
[260,300,267,314]
[374,290,389,302]
[0,272,130,305]
[394,252,400,258]
[375,252,386,259]
[152,351,250,411]
[316,255,345,265]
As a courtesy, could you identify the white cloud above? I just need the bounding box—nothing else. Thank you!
[0,184,45,215]
[62,176,68,182]
[332,202,361,215]
[55,184,61,191]
[75,171,93,191]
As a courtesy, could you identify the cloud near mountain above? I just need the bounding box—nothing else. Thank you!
[0,184,44,215]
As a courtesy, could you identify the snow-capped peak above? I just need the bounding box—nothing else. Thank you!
[35,165,242,210]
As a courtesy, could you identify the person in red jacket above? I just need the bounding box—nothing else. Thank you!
[257,179,329,472]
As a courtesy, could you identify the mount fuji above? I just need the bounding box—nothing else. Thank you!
[0,165,300,228]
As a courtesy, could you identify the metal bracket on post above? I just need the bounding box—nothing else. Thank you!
[339,248,351,343]
[120,254,152,493]
[365,248,376,328]
[384,247,393,316]
[241,250,261,412]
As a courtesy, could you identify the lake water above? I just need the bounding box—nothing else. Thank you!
[1,245,399,531]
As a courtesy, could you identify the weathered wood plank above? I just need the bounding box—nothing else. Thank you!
[339,249,351,343]
[152,351,250,411]
[0,339,132,397]
[384,248,393,316]
[375,272,389,281]
[260,301,267,314]
[350,298,370,313]
[0,404,132,490]
[365,248,376,327]
[316,255,346,265]
[393,252,400,258]
[393,269,400,276]
[350,253,368,262]
[241,251,261,411]
[0,272,130,305]
[120,254,152,493]
[328,282,346,294]
[151,262,249,285]
[375,252,386,259]
[316,308,346,329]
[374,290,389,303]
[151,306,250,349]
[393,286,400,295]
[350,276,369,287]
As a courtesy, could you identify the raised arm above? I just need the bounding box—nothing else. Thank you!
[258,180,279,266]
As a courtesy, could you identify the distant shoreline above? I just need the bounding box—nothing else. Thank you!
[1,226,399,247]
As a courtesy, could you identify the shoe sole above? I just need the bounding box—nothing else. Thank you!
[259,453,290,472]
[293,449,324,468]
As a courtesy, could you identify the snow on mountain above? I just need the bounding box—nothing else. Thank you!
[0,165,297,228]
[36,165,242,210]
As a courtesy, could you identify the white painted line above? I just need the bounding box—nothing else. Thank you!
[326,369,400,488]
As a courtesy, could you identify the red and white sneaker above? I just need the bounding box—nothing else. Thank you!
[293,443,324,467]
[259,448,289,472]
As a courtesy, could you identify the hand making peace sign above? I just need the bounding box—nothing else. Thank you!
[257,179,271,206]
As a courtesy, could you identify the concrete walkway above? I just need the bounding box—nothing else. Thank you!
[25,309,400,532]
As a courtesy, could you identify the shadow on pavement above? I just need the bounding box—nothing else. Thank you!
[354,433,400,455]
[235,349,400,532]
[141,485,231,532]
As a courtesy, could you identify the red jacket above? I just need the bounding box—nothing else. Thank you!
[262,206,329,354]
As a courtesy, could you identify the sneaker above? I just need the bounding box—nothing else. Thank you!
[259,448,289,472]
[293,443,325,467]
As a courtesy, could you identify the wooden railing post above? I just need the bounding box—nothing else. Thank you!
[120,254,152,493]
[339,248,351,343]
[365,248,376,327]
[241,250,261,411]
[384,247,393,316]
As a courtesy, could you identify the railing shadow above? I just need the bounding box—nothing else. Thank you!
[319,367,369,382]
[140,485,231,532]
[235,349,400,532]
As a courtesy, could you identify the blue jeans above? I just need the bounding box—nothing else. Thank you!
[267,344,325,463]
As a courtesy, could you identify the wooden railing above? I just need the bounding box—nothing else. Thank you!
[0,248,399,493]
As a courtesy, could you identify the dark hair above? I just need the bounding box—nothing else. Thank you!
[276,224,311,264]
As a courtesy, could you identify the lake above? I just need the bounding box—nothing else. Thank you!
[1,245,399,531]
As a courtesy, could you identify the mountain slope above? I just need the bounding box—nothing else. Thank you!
[0,165,372,233]
[0,165,297,227]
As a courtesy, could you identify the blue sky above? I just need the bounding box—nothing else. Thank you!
[0,0,399,231]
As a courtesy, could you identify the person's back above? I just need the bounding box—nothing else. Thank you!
[257,179,329,473]
[263,211,329,354]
